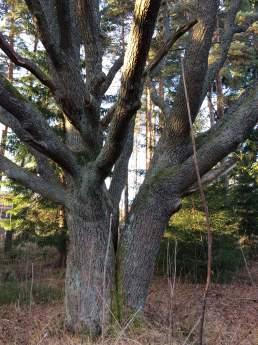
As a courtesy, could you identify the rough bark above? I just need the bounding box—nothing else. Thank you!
[65,188,114,336]
[119,80,258,311]
[119,190,181,311]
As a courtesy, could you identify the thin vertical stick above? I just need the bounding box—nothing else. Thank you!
[181,59,213,345]
[102,214,113,341]
[29,263,34,312]
[240,245,255,287]
[168,239,177,345]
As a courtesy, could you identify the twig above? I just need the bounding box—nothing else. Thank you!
[181,59,213,345]
[114,307,143,345]
[182,316,201,345]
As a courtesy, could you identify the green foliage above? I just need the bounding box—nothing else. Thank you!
[156,195,243,283]
[231,129,258,237]
[157,134,258,283]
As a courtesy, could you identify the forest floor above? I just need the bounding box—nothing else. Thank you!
[0,260,257,345]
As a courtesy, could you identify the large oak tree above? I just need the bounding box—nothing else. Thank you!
[0,0,257,336]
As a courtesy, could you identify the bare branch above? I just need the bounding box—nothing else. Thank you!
[0,154,66,205]
[0,77,78,176]
[184,157,237,196]
[98,55,124,96]
[95,0,162,179]
[0,32,55,91]
[144,20,198,76]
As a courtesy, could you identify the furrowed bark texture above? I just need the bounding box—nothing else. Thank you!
[119,191,181,309]
[65,193,114,336]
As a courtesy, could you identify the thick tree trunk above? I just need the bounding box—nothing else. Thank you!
[65,193,115,336]
[118,187,181,312]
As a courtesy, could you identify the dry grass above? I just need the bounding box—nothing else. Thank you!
[0,262,257,345]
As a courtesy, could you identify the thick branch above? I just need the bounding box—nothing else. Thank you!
[0,32,55,91]
[55,0,73,51]
[100,20,196,132]
[153,82,258,196]
[77,0,103,84]
[95,0,162,179]
[168,0,218,136]
[0,77,78,176]
[24,0,61,67]
[0,154,66,205]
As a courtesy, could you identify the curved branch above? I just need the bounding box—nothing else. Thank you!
[0,77,78,176]
[0,32,55,91]
[0,154,67,205]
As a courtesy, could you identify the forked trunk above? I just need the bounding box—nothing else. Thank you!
[65,193,115,336]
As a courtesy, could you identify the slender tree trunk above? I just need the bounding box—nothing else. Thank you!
[65,191,115,336]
